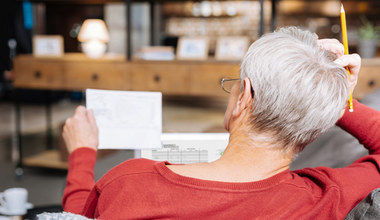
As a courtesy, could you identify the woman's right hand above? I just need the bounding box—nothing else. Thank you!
[62,106,99,154]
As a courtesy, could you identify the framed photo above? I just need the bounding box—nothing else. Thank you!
[176,37,209,60]
[215,36,249,61]
[33,35,64,57]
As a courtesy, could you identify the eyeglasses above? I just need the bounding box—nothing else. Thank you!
[221,78,240,94]
[221,77,255,98]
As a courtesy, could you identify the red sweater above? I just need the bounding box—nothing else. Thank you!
[63,100,380,219]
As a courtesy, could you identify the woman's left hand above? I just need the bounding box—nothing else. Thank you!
[318,39,361,94]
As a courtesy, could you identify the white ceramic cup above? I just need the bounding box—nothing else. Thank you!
[0,188,28,215]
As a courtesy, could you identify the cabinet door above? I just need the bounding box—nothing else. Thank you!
[189,63,240,97]
[65,62,129,90]
[132,62,190,95]
[13,59,64,89]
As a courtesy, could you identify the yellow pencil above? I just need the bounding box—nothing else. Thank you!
[340,4,354,112]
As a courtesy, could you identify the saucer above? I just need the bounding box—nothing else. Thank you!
[0,203,33,216]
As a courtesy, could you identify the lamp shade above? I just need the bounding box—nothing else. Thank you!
[78,19,109,42]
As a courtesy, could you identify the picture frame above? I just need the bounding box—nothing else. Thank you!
[215,36,249,61]
[33,35,64,57]
[176,37,209,60]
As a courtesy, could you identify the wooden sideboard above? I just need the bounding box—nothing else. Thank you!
[13,53,239,98]
[13,53,380,100]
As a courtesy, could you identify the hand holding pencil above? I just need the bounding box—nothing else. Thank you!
[334,54,361,88]
[317,40,361,107]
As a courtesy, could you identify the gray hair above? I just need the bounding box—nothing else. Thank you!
[241,27,349,154]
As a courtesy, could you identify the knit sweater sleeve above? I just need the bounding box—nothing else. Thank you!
[337,99,380,154]
[62,147,97,214]
[317,100,380,218]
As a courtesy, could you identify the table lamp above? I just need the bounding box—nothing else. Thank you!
[78,19,109,59]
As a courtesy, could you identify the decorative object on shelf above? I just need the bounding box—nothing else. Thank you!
[215,36,249,61]
[78,19,109,59]
[357,17,380,58]
[200,1,212,17]
[135,46,175,60]
[33,35,64,57]
[212,2,222,17]
[176,37,209,60]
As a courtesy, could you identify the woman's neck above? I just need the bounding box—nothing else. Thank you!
[166,124,293,183]
[210,127,293,182]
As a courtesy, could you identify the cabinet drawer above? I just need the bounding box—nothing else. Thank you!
[13,60,64,89]
[355,66,380,100]
[190,63,239,97]
[65,62,129,90]
[132,63,190,95]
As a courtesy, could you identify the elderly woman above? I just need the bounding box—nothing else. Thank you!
[62,27,380,219]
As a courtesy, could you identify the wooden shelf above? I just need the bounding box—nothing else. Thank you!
[21,0,250,3]
[23,150,68,170]
[22,148,117,170]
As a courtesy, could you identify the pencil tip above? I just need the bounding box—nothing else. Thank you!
[341,4,345,13]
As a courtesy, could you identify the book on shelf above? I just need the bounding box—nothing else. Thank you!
[135,46,175,60]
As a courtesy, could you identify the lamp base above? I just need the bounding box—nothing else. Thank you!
[82,40,106,59]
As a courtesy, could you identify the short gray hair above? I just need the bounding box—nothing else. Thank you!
[241,27,349,154]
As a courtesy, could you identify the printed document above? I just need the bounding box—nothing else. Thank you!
[141,133,229,163]
[86,89,162,149]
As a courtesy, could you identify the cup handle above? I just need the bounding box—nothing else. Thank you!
[0,192,6,207]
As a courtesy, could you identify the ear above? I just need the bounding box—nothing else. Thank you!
[232,77,253,117]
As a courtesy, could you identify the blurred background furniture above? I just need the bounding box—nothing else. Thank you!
[10,0,380,175]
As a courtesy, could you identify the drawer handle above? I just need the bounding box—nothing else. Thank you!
[154,75,160,82]
[34,71,41,78]
[369,80,376,87]
[92,73,99,81]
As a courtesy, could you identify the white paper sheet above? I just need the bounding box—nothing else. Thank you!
[141,133,229,164]
[86,89,162,149]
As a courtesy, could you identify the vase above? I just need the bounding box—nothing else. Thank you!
[358,39,378,58]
